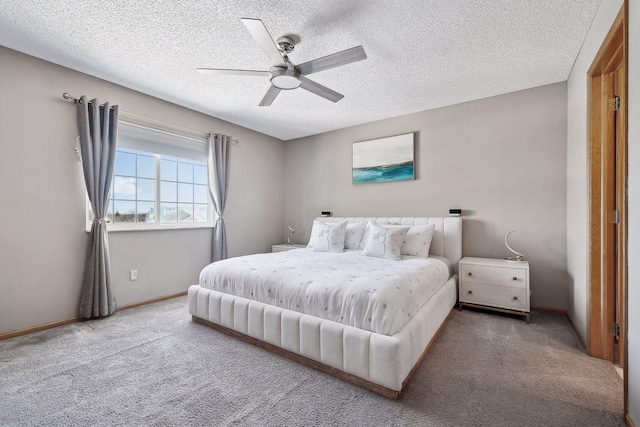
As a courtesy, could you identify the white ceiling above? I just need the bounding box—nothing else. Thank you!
[0,0,601,141]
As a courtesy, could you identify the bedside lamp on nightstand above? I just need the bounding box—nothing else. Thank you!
[287,223,295,245]
[504,229,525,263]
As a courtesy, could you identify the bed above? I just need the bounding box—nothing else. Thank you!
[188,216,462,399]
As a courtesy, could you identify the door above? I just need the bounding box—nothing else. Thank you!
[587,6,626,368]
[613,67,626,366]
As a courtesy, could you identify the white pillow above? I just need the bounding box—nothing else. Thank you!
[383,224,435,257]
[358,221,372,250]
[308,220,348,253]
[362,222,410,260]
[306,220,322,248]
[344,222,366,250]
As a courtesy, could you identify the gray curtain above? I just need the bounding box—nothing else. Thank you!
[77,96,119,318]
[207,134,231,262]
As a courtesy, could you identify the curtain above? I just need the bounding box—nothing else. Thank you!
[208,133,231,262]
[77,96,119,318]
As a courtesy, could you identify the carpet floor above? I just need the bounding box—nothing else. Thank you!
[0,297,624,426]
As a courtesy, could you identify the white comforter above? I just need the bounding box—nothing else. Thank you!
[199,249,451,336]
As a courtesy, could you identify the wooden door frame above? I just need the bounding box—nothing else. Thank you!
[586,1,628,419]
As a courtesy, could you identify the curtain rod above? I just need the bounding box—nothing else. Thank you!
[62,92,239,144]
[62,92,83,103]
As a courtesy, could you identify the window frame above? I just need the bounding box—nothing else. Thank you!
[85,123,214,232]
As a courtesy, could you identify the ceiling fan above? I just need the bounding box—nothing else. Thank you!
[197,18,367,106]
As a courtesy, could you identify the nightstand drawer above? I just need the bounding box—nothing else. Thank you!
[459,264,526,289]
[460,282,527,311]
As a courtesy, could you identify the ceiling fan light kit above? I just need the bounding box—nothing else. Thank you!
[198,17,366,106]
[270,65,301,90]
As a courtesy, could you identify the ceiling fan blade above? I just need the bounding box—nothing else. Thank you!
[259,86,281,106]
[241,18,286,68]
[295,45,366,76]
[299,77,344,103]
[196,68,269,76]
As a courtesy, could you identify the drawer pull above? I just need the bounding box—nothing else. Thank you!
[468,272,473,276]
[468,290,473,294]
[512,296,518,301]
[512,277,518,281]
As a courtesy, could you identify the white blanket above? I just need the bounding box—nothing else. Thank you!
[199,249,450,336]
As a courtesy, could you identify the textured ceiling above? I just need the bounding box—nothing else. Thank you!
[0,0,601,141]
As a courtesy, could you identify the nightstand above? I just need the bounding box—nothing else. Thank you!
[458,257,531,323]
[272,244,306,253]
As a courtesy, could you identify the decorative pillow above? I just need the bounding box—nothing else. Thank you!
[308,220,348,252]
[359,221,372,250]
[361,222,410,260]
[344,222,366,250]
[383,224,436,257]
[306,220,322,248]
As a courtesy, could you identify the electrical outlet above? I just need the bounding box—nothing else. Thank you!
[129,269,138,281]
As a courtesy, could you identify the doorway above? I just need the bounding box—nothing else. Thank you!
[586,1,628,417]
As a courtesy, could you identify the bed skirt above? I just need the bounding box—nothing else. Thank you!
[188,275,457,398]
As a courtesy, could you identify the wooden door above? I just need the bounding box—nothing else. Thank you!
[613,67,626,366]
[587,6,626,367]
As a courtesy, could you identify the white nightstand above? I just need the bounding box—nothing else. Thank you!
[458,257,531,323]
[272,244,306,253]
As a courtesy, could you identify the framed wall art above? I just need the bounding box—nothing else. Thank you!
[352,133,415,184]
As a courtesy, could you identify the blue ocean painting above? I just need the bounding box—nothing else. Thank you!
[352,162,414,184]
[352,133,415,184]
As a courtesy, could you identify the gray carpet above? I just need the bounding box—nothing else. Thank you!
[0,297,624,426]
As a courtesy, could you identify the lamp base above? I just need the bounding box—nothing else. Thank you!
[504,256,525,263]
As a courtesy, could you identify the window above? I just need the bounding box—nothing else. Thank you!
[87,120,212,231]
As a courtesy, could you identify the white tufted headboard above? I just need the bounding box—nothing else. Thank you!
[316,217,462,272]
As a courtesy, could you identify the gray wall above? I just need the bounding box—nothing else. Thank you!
[0,46,285,335]
[284,83,568,310]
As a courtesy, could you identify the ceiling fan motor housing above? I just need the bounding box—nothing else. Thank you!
[276,36,296,54]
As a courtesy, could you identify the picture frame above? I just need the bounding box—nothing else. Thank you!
[352,132,415,184]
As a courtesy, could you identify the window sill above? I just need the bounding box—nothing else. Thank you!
[85,223,215,233]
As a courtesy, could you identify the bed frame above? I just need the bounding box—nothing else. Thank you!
[189,217,462,399]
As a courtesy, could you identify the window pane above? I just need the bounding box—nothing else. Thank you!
[178,162,193,183]
[194,185,208,204]
[106,200,113,223]
[194,165,207,185]
[137,154,155,179]
[113,176,136,200]
[137,178,155,201]
[161,181,177,202]
[114,151,136,176]
[114,200,135,223]
[161,203,177,223]
[161,159,177,181]
[178,183,193,203]
[193,204,208,223]
[178,204,194,223]
[137,202,155,223]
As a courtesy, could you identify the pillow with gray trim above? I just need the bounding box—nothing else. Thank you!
[308,220,348,252]
[362,222,410,260]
